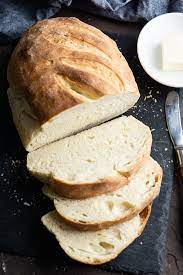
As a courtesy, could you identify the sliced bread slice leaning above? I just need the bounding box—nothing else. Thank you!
[27,116,152,199]
[41,206,151,265]
[43,158,162,230]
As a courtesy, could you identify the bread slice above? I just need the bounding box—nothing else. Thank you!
[43,158,162,230]
[8,88,139,152]
[27,116,152,199]
[41,206,151,265]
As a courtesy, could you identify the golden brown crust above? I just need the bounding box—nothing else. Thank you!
[50,174,128,199]
[8,17,139,123]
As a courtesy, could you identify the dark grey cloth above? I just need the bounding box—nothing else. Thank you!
[0,0,71,43]
[0,0,183,43]
[72,0,169,22]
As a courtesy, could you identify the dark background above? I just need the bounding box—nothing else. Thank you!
[0,3,183,275]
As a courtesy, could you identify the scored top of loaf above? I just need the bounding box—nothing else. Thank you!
[7,17,139,123]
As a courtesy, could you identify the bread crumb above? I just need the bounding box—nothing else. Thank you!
[1,260,6,273]
[146,95,152,99]
[24,202,30,207]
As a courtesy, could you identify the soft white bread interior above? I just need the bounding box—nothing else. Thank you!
[7,87,139,152]
[43,158,162,230]
[27,116,152,199]
[41,206,151,265]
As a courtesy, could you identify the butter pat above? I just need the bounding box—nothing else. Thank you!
[162,32,183,71]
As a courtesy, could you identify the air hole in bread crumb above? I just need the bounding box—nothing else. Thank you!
[78,220,87,223]
[78,248,89,253]
[107,201,114,211]
[114,229,122,240]
[82,213,87,217]
[99,242,114,249]
[68,246,75,252]
[86,159,94,163]
[155,175,159,182]
[122,201,135,209]
[88,136,95,139]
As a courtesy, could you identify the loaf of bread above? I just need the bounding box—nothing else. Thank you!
[27,116,152,199]
[41,206,151,265]
[43,158,162,230]
[7,17,139,151]
[7,16,161,266]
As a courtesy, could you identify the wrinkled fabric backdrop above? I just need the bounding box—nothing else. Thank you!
[0,0,183,44]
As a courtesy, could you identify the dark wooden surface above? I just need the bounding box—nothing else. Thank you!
[0,7,183,275]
